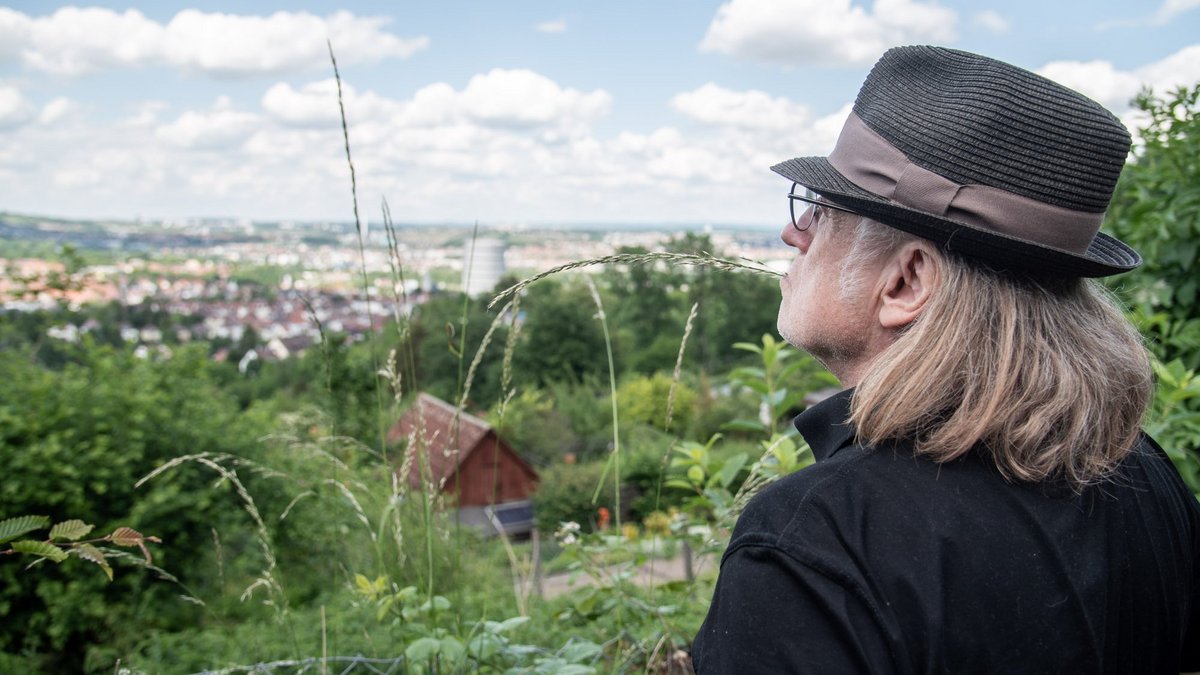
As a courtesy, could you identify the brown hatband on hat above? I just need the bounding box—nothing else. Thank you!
[773,45,1141,277]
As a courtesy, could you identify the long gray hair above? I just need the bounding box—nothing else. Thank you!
[844,218,1153,487]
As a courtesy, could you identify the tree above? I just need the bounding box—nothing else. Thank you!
[1104,82,1200,493]
[513,279,608,387]
[664,233,780,372]
[1105,84,1200,368]
[0,343,274,670]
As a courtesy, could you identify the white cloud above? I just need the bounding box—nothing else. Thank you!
[155,96,261,149]
[38,97,77,125]
[163,10,429,77]
[535,19,567,33]
[457,69,611,128]
[0,7,428,77]
[262,79,402,128]
[671,83,812,131]
[0,60,861,225]
[1139,45,1200,92]
[1096,0,1200,29]
[973,10,1010,34]
[1152,0,1200,23]
[1038,44,1200,112]
[0,86,36,129]
[699,0,958,67]
[126,101,170,128]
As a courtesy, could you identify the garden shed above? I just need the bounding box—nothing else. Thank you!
[389,392,539,536]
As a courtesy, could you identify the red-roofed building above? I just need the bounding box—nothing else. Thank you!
[389,392,539,535]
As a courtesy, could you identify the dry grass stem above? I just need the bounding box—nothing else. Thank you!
[488,251,780,309]
[585,276,622,529]
[665,302,700,432]
[494,295,523,424]
[457,300,512,413]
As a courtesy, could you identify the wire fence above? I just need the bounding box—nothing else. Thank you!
[192,654,406,675]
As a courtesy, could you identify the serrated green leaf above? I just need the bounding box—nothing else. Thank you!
[109,527,144,547]
[50,520,94,542]
[0,515,49,545]
[71,543,113,581]
[10,540,68,563]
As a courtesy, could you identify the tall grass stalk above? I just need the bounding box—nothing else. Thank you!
[665,302,700,433]
[457,300,512,413]
[329,40,389,460]
[327,42,441,606]
[380,198,410,327]
[485,295,534,615]
[586,277,622,531]
[648,302,699,602]
[136,453,298,655]
[380,198,421,410]
[495,295,522,423]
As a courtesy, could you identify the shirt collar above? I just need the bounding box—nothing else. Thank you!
[793,387,857,461]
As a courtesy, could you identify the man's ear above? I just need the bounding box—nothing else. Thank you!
[877,242,938,330]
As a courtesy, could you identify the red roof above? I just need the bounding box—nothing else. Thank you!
[389,392,495,490]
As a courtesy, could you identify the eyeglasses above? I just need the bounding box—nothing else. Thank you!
[788,182,860,232]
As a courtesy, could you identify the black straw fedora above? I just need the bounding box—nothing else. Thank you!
[773,45,1141,277]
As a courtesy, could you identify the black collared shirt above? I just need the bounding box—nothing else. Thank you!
[692,389,1200,673]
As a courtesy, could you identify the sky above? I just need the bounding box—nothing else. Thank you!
[0,1,1197,228]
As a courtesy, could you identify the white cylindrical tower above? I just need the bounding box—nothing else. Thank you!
[462,238,506,297]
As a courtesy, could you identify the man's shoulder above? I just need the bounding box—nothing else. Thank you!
[727,442,913,557]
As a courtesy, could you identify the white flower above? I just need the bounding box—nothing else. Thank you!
[556,521,581,545]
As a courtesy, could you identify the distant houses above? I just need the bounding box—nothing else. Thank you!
[389,392,539,536]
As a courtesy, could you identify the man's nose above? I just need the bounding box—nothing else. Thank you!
[780,222,813,253]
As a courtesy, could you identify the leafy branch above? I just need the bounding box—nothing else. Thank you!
[0,515,161,581]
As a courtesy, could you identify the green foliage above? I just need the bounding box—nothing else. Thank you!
[404,292,509,407]
[533,461,619,532]
[345,573,605,673]
[1106,84,1200,368]
[664,233,782,372]
[616,372,698,433]
[1146,359,1200,493]
[543,527,710,670]
[1103,82,1200,490]
[662,335,817,566]
[489,388,580,466]
[0,342,271,669]
[514,279,609,386]
[726,334,836,437]
[491,379,614,465]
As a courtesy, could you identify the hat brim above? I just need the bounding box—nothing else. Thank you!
[772,157,1141,278]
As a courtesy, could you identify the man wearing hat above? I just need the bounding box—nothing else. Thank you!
[691,46,1199,672]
